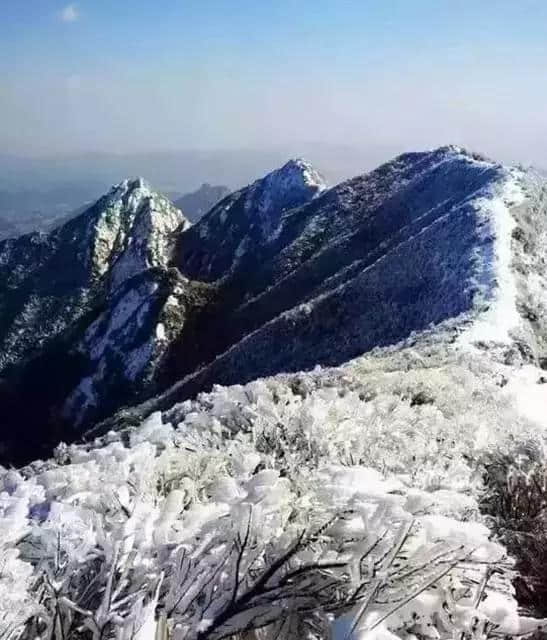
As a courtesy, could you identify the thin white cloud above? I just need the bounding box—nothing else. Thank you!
[59,4,79,23]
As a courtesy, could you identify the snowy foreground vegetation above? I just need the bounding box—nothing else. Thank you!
[2,348,547,640]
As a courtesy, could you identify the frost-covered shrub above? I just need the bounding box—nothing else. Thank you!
[2,365,546,639]
[481,442,547,615]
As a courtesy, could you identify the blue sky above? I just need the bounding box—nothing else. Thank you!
[2,1,547,163]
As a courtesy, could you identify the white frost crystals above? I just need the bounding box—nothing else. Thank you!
[3,360,547,639]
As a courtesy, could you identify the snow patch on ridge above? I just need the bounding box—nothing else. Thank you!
[459,168,526,347]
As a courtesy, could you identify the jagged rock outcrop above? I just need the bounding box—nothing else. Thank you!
[0,178,187,371]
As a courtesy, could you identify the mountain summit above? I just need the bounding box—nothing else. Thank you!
[178,157,327,280]
[0,180,189,460]
[0,177,188,373]
[0,147,546,464]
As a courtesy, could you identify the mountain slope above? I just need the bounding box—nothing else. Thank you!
[157,147,545,406]
[62,161,326,428]
[1,147,547,465]
[2,148,547,639]
[178,158,327,279]
[0,178,188,371]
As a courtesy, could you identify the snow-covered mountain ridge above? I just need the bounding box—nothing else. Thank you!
[1,146,546,466]
[154,146,546,412]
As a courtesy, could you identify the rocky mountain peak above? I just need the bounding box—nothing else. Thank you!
[246,158,327,229]
[0,177,188,377]
[178,158,327,280]
[80,177,188,288]
[270,157,327,192]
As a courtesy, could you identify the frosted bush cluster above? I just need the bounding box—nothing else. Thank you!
[1,372,545,639]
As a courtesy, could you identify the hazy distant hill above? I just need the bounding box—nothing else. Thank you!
[0,216,18,240]
[0,144,382,193]
[174,183,230,222]
[0,184,107,237]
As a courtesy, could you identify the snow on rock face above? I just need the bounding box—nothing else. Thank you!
[87,178,152,278]
[179,158,327,279]
[62,270,190,427]
[244,157,327,237]
[87,177,188,290]
[240,157,327,222]
[0,178,193,461]
[0,177,187,376]
[87,280,159,363]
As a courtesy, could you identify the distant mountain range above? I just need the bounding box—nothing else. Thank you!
[0,144,386,241]
[173,183,230,223]
[0,146,545,465]
[0,184,105,239]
